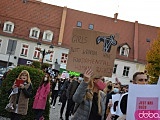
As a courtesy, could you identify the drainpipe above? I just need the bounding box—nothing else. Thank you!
[134,21,139,61]
[58,6,67,45]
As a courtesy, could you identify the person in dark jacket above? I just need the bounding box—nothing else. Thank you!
[65,76,80,120]
[50,77,62,109]
[59,78,72,120]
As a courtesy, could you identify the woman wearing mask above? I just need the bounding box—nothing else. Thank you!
[32,73,50,120]
[7,70,32,120]
[50,77,62,109]
[103,81,113,120]
[71,69,106,120]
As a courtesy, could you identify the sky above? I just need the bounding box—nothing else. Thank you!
[41,0,160,27]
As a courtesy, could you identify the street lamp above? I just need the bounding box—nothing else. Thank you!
[37,42,54,64]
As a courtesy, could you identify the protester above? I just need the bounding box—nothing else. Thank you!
[50,77,62,109]
[6,70,32,120]
[59,78,72,120]
[58,78,66,103]
[71,69,106,120]
[116,72,148,120]
[32,73,50,120]
[65,76,80,120]
[110,82,121,120]
[103,81,113,120]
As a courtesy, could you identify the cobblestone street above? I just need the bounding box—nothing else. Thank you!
[49,97,73,120]
[50,101,67,120]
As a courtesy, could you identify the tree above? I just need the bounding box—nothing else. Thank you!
[0,65,50,120]
[146,31,160,84]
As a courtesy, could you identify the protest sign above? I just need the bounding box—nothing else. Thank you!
[66,28,117,77]
[61,71,69,79]
[110,94,121,115]
[126,84,160,120]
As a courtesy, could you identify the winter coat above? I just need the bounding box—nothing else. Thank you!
[51,81,62,91]
[32,83,50,110]
[71,81,106,120]
[66,80,79,99]
[9,83,32,115]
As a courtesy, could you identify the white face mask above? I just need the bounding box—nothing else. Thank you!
[44,77,48,81]
[113,88,119,93]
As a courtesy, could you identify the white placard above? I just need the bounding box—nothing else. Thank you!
[110,94,121,115]
[126,84,160,120]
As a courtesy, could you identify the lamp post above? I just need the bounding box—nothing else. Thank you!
[37,42,54,64]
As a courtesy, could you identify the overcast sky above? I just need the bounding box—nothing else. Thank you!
[42,0,160,27]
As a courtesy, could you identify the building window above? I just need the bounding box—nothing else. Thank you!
[33,47,40,59]
[46,52,53,62]
[113,64,118,74]
[42,30,53,42]
[123,66,130,76]
[29,27,40,39]
[3,21,15,33]
[77,21,82,27]
[61,53,68,64]
[20,44,29,57]
[120,45,129,57]
[6,40,17,54]
[88,24,94,30]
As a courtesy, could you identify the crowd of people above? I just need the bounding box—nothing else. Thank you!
[3,67,151,120]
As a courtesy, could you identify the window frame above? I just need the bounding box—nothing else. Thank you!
[77,21,82,27]
[20,43,29,57]
[46,52,54,62]
[33,47,41,59]
[119,45,130,57]
[61,53,68,65]
[42,30,53,42]
[88,24,94,30]
[122,66,130,77]
[113,64,118,74]
[3,21,15,33]
[29,27,40,39]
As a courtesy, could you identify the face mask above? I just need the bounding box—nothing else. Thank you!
[44,77,48,81]
[78,77,84,81]
[113,88,119,93]
[94,80,106,90]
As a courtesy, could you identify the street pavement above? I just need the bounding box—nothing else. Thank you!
[0,97,70,120]
[50,101,66,120]
[49,97,72,120]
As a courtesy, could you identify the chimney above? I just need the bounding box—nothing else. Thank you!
[114,13,118,22]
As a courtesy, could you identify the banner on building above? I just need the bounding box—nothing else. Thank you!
[66,28,118,77]
[127,84,160,120]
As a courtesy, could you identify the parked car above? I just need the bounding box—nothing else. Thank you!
[0,70,4,80]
